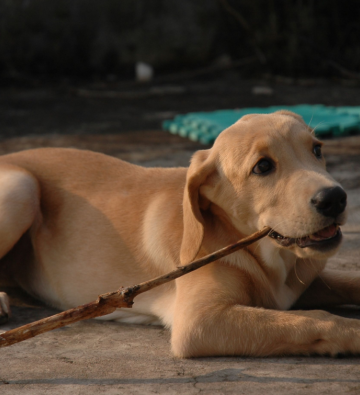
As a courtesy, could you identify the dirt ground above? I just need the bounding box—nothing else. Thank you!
[0,77,360,394]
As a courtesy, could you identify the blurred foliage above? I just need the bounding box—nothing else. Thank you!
[0,0,359,79]
[217,0,360,77]
[0,0,217,77]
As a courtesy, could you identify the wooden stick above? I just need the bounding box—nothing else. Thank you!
[0,226,271,348]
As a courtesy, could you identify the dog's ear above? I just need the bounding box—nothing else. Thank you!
[180,150,215,265]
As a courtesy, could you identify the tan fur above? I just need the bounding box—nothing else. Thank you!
[1,111,360,356]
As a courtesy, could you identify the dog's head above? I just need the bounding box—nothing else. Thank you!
[180,110,347,264]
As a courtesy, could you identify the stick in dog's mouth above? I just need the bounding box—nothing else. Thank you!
[269,224,342,248]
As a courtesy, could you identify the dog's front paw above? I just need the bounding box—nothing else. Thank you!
[0,292,11,324]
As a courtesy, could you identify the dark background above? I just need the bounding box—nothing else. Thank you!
[1,0,360,140]
[1,0,359,80]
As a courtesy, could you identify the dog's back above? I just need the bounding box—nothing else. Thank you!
[0,148,185,325]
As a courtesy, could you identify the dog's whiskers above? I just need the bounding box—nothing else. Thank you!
[311,120,328,137]
[294,260,305,285]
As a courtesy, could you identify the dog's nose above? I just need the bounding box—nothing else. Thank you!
[311,186,347,218]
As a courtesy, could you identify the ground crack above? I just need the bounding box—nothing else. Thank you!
[0,378,9,385]
[192,376,203,394]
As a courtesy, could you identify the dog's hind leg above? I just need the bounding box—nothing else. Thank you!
[0,166,40,323]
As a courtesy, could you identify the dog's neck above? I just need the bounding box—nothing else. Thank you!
[199,206,327,310]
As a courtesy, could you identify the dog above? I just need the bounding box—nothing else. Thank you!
[0,110,359,357]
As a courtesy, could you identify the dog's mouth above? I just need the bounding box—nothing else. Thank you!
[268,223,342,249]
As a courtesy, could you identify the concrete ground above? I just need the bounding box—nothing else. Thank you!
[0,80,360,394]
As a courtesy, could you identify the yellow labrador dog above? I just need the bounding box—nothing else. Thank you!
[0,110,359,357]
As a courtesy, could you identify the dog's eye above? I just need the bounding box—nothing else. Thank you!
[313,144,322,158]
[253,159,273,175]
